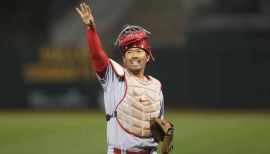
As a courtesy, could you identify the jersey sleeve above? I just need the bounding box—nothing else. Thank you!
[86,28,109,79]
[96,59,124,90]
[159,91,165,119]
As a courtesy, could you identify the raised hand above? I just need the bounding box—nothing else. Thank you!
[76,3,95,29]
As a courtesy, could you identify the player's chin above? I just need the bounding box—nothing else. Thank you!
[128,65,143,72]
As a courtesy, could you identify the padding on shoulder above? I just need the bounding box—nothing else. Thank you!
[148,75,162,90]
[109,59,125,77]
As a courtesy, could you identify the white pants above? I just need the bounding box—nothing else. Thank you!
[107,146,157,154]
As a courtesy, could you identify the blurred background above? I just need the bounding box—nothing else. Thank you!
[1,0,270,109]
[1,0,270,154]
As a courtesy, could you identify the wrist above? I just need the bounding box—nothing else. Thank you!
[86,20,95,30]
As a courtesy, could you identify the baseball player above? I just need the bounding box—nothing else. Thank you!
[76,3,167,154]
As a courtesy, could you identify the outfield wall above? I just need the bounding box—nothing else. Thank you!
[1,31,270,109]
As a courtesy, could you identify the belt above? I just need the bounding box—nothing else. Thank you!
[113,148,152,154]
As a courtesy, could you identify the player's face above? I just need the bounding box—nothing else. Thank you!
[123,47,150,74]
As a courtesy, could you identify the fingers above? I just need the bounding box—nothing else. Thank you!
[76,8,83,16]
[84,3,92,14]
[83,3,88,13]
[86,4,91,13]
[80,3,86,14]
[77,3,91,14]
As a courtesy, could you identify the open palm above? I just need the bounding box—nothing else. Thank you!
[76,3,95,27]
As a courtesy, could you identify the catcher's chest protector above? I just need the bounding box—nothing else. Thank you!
[116,71,161,138]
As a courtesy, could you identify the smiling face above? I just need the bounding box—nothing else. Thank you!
[123,47,150,76]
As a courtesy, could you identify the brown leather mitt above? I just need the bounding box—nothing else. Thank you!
[150,118,174,154]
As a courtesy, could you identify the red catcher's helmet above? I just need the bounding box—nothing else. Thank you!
[115,25,155,61]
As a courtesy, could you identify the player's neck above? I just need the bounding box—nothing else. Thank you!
[127,69,145,79]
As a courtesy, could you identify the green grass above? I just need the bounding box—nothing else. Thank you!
[0,110,270,154]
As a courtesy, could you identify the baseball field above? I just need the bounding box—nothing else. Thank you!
[0,110,270,154]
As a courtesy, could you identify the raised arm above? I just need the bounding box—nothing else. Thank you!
[76,3,109,77]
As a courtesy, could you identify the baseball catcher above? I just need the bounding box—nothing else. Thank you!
[76,3,174,154]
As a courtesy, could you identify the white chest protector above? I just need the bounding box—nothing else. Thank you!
[109,59,162,138]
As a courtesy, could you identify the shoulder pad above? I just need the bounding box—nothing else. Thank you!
[148,75,162,90]
[109,59,125,77]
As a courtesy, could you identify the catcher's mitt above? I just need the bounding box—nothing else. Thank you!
[150,118,174,154]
